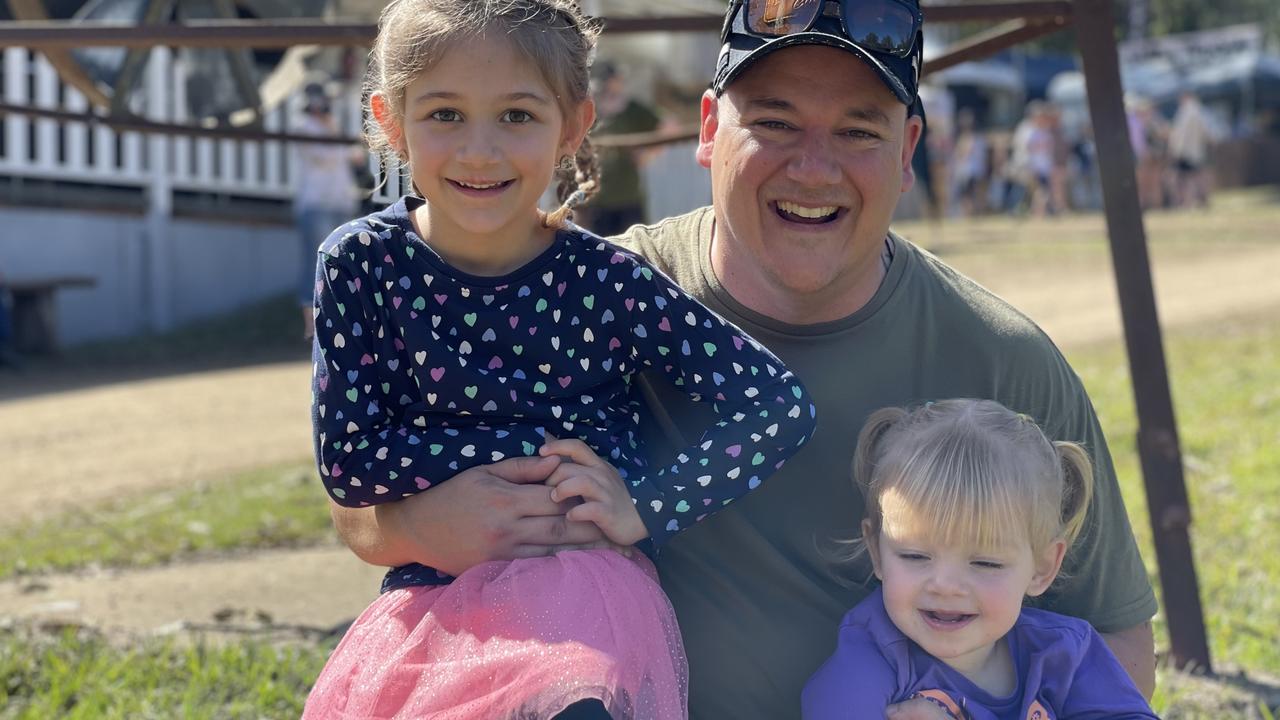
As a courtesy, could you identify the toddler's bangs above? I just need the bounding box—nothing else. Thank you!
[881,450,1034,552]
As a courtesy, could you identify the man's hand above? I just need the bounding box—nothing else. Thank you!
[540,438,648,546]
[330,454,614,576]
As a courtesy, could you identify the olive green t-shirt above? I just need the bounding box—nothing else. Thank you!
[614,207,1157,720]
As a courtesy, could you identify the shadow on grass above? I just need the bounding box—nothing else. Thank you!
[0,294,312,403]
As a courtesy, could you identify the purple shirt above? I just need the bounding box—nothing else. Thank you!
[802,588,1158,719]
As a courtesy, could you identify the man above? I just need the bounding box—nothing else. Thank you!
[330,1,1157,717]
[587,62,663,236]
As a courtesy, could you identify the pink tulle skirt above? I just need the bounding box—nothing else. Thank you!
[303,549,687,720]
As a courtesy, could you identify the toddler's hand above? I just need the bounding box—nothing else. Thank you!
[539,439,648,546]
[886,694,965,720]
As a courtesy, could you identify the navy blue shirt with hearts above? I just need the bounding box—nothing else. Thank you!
[312,196,816,591]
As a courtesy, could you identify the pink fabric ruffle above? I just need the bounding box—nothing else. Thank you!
[304,549,687,719]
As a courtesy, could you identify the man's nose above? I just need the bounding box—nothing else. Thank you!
[786,132,841,187]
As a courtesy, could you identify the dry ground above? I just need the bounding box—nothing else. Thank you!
[3,194,1280,644]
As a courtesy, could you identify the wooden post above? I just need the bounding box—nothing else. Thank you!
[1072,0,1211,672]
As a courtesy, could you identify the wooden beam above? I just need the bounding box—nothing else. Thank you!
[923,0,1072,22]
[1072,0,1211,672]
[923,17,1070,76]
[110,0,175,117]
[0,19,379,49]
[0,4,1080,51]
[4,0,111,106]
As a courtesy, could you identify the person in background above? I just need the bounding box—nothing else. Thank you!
[1168,90,1217,209]
[294,80,361,341]
[585,62,662,236]
[949,108,988,217]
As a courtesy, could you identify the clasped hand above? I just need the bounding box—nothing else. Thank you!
[539,438,648,546]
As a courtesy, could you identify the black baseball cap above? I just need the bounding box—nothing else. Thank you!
[713,0,924,107]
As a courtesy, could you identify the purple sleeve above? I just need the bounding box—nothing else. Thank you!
[1056,626,1159,719]
[801,625,899,719]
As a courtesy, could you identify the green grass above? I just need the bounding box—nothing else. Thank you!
[0,462,333,580]
[3,228,1279,715]
[1068,313,1280,679]
[0,627,328,720]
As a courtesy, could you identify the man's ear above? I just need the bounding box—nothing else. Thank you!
[695,90,719,170]
[862,518,885,580]
[370,92,405,159]
[1026,539,1067,598]
[562,98,597,158]
[898,113,924,194]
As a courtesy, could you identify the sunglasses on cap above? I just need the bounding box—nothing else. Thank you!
[726,0,922,58]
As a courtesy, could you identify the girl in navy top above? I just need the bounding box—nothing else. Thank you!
[803,400,1156,719]
[302,2,815,719]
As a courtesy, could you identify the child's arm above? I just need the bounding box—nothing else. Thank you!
[312,248,545,507]
[619,253,817,545]
[1058,626,1159,719]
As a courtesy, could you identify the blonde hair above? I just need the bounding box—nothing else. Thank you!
[363,0,601,227]
[853,399,1093,563]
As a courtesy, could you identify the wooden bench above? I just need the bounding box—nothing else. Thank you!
[5,276,97,354]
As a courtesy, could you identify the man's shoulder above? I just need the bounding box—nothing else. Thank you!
[898,237,1057,355]
[610,206,713,283]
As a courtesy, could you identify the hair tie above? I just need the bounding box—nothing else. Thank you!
[566,189,588,209]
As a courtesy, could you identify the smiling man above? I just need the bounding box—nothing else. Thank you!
[329,0,1157,717]
[613,1,1156,717]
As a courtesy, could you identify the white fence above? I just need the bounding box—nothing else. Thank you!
[0,46,405,206]
[0,47,708,219]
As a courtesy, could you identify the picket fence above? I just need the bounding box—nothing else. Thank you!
[0,46,404,206]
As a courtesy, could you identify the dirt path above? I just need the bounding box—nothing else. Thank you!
[3,204,1280,639]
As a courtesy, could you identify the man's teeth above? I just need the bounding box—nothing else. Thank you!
[777,201,838,219]
[456,180,505,190]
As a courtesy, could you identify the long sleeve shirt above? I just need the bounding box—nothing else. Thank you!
[311,197,816,590]
[802,588,1158,719]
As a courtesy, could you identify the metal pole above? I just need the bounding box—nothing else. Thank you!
[1072,0,1211,672]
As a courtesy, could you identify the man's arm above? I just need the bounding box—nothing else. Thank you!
[329,455,615,577]
[1101,621,1156,700]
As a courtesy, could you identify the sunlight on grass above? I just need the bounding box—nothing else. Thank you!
[0,463,333,580]
[0,627,327,720]
[1068,313,1280,709]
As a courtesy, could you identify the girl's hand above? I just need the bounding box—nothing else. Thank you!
[539,439,648,546]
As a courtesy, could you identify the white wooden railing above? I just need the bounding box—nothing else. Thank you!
[0,47,706,220]
[0,46,405,206]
